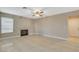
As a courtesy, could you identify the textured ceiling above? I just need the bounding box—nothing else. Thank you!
[0,7,79,19]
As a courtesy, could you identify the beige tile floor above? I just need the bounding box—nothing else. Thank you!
[0,35,79,52]
[69,36,79,44]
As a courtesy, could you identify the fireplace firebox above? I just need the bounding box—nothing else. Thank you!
[21,29,28,36]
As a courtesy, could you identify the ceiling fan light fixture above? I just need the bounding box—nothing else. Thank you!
[32,9,44,17]
[22,7,44,17]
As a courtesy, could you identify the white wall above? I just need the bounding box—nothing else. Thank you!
[35,15,68,40]
[1,10,79,40]
[34,10,79,40]
[0,13,35,38]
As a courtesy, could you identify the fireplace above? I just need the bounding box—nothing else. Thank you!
[21,29,28,36]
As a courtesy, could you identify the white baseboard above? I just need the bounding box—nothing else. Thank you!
[34,33,41,35]
[29,33,66,40]
[42,34,66,40]
[29,33,40,35]
[0,33,66,40]
[29,33,34,35]
[0,36,20,40]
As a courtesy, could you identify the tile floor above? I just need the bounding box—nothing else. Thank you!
[0,35,79,52]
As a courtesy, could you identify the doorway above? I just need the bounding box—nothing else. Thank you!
[68,16,79,43]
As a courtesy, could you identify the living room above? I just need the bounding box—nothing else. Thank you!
[0,7,79,52]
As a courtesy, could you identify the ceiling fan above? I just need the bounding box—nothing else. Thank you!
[22,7,45,17]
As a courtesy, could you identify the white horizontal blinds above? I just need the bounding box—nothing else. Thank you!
[1,17,13,33]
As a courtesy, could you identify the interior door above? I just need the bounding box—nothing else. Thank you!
[68,16,79,37]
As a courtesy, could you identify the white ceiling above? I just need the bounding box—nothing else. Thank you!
[0,7,79,19]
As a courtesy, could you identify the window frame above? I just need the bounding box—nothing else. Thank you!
[1,17,14,34]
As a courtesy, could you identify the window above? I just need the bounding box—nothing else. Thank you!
[1,17,13,33]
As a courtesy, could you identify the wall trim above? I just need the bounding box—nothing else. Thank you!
[0,33,67,40]
[29,33,40,35]
[42,34,67,40]
[30,33,67,40]
[0,36,20,40]
[29,33,34,35]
